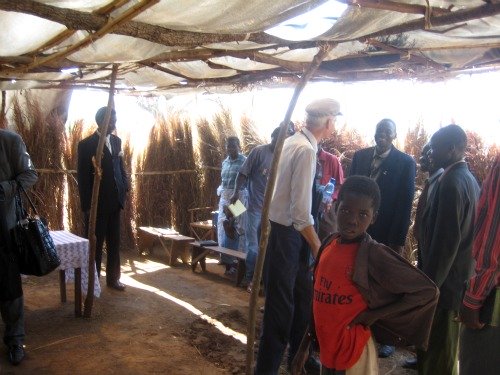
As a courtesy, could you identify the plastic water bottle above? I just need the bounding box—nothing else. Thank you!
[322,178,336,206]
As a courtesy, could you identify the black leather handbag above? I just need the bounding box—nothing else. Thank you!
[12,184,60,276]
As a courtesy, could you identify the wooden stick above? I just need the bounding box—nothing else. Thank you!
[245,43,333,375]
[83,64,118,318]
[9,0,160,73]
[27,1,135,56]
[341,0,450,16]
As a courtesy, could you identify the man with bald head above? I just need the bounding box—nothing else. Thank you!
[255,98,341,374]
[417,124,479,375]
[77,106,129,291]
[349,118,416,358]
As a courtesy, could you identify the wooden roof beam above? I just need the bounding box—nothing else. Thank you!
[363,2,500,39]
[366,38,444,70]
[28,0,135,56]
[0,0,285,47]
[140,48,308,71]
[341,0,451,16]
[7,0,160,74]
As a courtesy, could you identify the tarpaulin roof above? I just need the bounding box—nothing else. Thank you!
[1,0,499,93]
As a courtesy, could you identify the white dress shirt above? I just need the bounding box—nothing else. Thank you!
[269,127,317,231]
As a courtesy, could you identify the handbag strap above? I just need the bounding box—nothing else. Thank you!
[17,183,39,216]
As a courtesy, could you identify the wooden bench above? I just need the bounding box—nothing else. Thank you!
[191,241,246,286]
[138,226,194,266]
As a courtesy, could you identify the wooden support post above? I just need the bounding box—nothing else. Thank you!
[83,64,118,318]
[245,44,333,374]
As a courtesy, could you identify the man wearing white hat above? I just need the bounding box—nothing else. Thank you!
[255,98,341,374]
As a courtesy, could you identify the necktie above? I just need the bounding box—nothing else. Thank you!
[370,155,382,179]
[413,179,430,238]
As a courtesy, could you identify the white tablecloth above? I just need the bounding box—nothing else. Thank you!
[50,230,101,297]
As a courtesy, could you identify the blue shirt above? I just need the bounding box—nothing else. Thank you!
[238,144,274,212]
[221,154,246,190]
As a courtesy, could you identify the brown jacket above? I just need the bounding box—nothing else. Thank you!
[317,233,439,350]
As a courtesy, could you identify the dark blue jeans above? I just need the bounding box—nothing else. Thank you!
[255,221,312,374]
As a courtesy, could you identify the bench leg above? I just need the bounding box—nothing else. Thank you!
[236,260,246,286]
[156,237,174,265]
[180,243,191,265]
[191,247,209,272]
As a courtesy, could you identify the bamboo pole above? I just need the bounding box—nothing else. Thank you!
[245,43,333,375]
[83,64,118,318]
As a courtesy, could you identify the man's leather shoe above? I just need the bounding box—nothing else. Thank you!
[378,344,395,358]
[402,357,417,369]
[107,281,126,291]
[8,345,25,365]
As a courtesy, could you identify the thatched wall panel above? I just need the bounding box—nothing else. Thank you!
[11,94,66,230]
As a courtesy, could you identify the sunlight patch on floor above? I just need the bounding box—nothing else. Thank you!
[121,259,170,275]
[119,273,247,344]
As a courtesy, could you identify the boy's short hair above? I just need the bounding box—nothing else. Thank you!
[338,176,381,212]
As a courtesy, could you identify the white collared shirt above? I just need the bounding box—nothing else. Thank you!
[96,130,112,153]
[269,127,317,231]
[426,168,444,200]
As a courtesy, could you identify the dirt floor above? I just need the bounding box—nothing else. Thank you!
[0,249,418,375]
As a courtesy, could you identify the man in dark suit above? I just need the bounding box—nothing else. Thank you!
[417,125,480,375]
[349,118,416,358]
[0,129,38,365]
[77,107,129,291]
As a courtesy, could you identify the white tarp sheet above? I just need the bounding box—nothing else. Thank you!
[1,0,499,91]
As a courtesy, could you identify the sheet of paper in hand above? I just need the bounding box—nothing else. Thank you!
[228,200,246,218]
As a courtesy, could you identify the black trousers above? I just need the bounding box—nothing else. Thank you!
[85,209,122,285]
[255,221,312,374]
[1,296,24,347]
[460,324,500,375]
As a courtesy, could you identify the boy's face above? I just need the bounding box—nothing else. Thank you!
[226,140,239,159]
[337,192,377,241]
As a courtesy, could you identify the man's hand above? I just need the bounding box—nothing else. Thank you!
[299,225,321,259]
[459,304,485,330]
[324,201,332,213]
[348,310,377,328]
[229,194,238,205]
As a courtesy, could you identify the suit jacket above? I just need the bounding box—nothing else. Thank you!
[77,132,128,214]
[419,161,480,310]
[349,146,416,246]
[0,129,38,300]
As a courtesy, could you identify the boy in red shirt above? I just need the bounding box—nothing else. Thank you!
[313,176,439,374]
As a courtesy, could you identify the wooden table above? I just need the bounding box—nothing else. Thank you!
[191,241,246,286]
[50,230,101,317]
[138,226,195,266]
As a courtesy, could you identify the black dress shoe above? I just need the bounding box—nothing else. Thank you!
[8,345,25,365]
[402,357,417,369]
[107,281,126,291]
